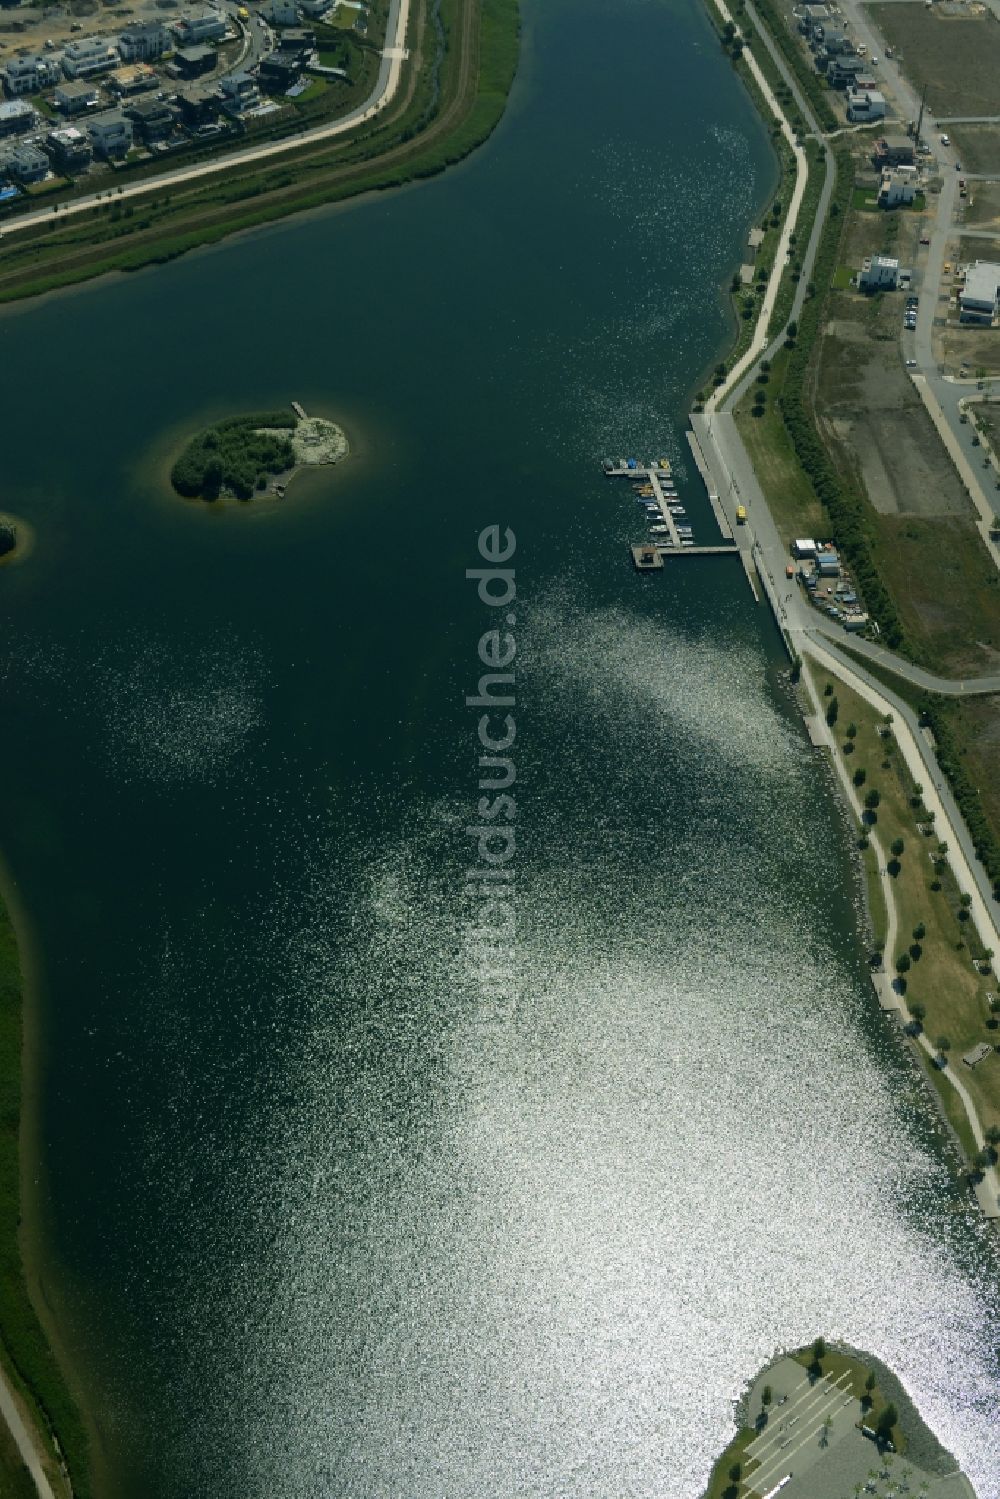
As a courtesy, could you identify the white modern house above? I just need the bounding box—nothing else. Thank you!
[85,109,133,158]
[859,254,899,292]
[0,99,37,138]
[53,79,101,114]
[878,170,916,209]
[959,261,1000,325]
[62,37,121,79]
[118,21,169,61]
[219,70,259,112]
[2,52,61,96]
[173,10,228,46]
[846,88,886,122]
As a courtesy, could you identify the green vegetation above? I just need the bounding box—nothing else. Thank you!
[0,524,16,559]
[170,412,296,500]
[0,889,89,1497]
[817,667,1000,1159]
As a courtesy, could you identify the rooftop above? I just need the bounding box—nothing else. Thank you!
[963,260,1000,307]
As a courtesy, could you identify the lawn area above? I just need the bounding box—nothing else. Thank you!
[814,667,1000,1148]
[293,78,328,104]
[832,265,853,289]
[735,353,830,545]
[866,512,1000,677]
[867,3,1000,117]
[932,693,1000,869]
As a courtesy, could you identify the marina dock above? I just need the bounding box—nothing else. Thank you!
[604,459,739,567]
[291,400,307,420]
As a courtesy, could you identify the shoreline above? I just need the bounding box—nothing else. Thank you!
[0,0,523,309]
[0,850,91,1498]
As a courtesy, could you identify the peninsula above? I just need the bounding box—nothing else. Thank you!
[704,1342,976,1499]
[169,406,348,501]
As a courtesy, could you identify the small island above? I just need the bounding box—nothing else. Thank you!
[170,404,348,503]
[704,1342,977,1499]
[0,512,35,566]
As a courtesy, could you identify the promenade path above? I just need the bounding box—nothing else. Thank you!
[803,639,1000,1217]
[705,0,809,413]
[0,0,410,241]
[0,1374,58,1499]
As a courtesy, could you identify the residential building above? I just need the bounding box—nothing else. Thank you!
[846,88,885,122]
[859,254,899,292]
[62,37,120,79]
[820,26,850,54]
[878,169,916,208]
[299,0,332,15]
[0,99,36,138]
[173,84,219,126]
[828,56,864,87]
[3,143,49,182]
[218,71,258,112]
[259,51,303,90]
[125,95,174,143]
[874,134,914,167]
[268,0,300,24]
[118,21,169,61]
[853,72,879,91]
[815,545,841,577]
[173,44,217,78]
[44,124,93,171]
[2,52,61,96]
[85,109,133,158]
[53,79,101,114]
[279,26,314,49]
[173,10,228,46]
[959,261,1000,325]
[107,63,159,96]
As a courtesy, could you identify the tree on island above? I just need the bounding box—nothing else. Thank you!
[171,411,296,501]
[891,838,905,858]
[876,1402,898,1442]
[0,522,16,557]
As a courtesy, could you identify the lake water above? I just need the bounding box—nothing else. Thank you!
[1,1,999,1495]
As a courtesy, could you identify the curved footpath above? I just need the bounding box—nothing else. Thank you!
[0,1375,58,1499]
[706,0,809,414]
[807,617,1000,698]
[0,0,410,242]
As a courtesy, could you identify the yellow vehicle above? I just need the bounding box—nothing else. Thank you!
[237,6,249,18]
[944,261,952,273]
[736,504,747,523]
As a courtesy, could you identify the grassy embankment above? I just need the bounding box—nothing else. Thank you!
[0,889,88,1498]
[815,666,1000,1167]
[0,0,521,305]
[701,1344,904,1499]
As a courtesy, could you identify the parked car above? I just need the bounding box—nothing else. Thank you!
[919,235,930,245]
[940,133,950,145]
[906,359,917,367]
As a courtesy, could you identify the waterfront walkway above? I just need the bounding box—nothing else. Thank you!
[0,1372,58,1499]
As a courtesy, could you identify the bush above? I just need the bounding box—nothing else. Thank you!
[170,411,296,499]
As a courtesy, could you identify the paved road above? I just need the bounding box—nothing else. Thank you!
[0,1374,57,1499]
[807,615,1000,694]
[0,0,411,241]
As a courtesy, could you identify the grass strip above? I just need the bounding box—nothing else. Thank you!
[0,890,90,1496]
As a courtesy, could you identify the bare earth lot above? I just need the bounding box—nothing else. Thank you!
[951,125,1000,179]
[817,313,974,515]
[965,181,1000,231]
[867,3,1000,117]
